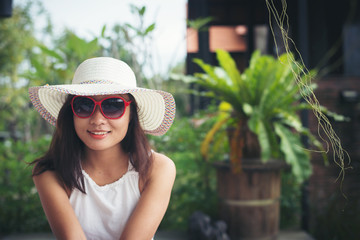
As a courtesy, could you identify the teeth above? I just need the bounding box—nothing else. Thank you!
[90,131,108,135]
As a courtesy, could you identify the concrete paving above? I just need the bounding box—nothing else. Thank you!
[1,230,315,240]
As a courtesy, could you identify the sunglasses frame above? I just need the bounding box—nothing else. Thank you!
[71,96,132,119]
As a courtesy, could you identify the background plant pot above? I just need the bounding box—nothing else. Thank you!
[214,159,288,240]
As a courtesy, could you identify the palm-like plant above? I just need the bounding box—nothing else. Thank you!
[190,49,341,183]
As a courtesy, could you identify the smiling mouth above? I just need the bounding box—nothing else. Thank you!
[88,131,111,135]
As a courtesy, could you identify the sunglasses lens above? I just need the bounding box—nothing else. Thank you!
[72,97,95,118]
[101,98,125,118]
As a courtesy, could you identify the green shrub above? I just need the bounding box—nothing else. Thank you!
[280,171,302,228]
[150,113,221,230]
[0,136,51,234]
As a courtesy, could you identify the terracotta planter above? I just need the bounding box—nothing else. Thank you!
[214,159,287,240]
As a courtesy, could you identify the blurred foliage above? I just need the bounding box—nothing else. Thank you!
[187,16,214,31]
[0,2,38,140]
[186,50,327,183]
[0,136,51,234]
[280,171,302,229]
[149,108,222,230]
[0,3,36,73]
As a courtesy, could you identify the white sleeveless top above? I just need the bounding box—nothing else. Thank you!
[69,162,142,240]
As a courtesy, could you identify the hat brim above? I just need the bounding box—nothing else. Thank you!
[29,84,176,136]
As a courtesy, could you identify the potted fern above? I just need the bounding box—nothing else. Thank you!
[186,49,343,239]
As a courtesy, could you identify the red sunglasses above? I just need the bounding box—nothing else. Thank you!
[71,96,132,119]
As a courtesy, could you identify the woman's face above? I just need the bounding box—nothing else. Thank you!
[73,94,131,153]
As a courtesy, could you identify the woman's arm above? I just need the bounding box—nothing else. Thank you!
[120,152,176,240]
[33,170,87,240]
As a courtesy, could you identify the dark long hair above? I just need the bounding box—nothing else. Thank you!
[31,94,153,193]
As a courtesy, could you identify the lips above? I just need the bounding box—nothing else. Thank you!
[89,131,109,135]
[87,130,111,139]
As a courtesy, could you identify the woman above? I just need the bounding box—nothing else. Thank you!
[29,57,176,240]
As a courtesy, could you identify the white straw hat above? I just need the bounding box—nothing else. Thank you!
[29,57,175,136]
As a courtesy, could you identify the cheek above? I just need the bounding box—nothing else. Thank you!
[122,106,131,124]
[118,111,131,133]
[116,110,131,137]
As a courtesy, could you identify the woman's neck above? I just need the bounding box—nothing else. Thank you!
[81,145,130,186]
[82,145,128,172]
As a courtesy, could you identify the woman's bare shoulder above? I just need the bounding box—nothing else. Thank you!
[33,170,57,184]
[151,151,176,177]
[33,170,71,197]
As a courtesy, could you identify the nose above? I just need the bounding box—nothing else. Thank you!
[89,106,106,125]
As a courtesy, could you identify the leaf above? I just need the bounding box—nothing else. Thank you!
[216,49,241,87]
[139,6,146,16]
[319,106,350,122]
[125,23,138,32]
[243,51,274,106]
[247,110,271,161]
[144,23,156,35]
[38,44,63,61]
[29,56,46,80]
[274,123,311,183]
[193,56,245,114]
[169,73,197,83]
[201,116,230,160]
[274,108,303,132]
[101,25,107,38]
[242,103,253,116]
[187,17,214,31]
[129,4,139,14]
[193,58,218,81]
